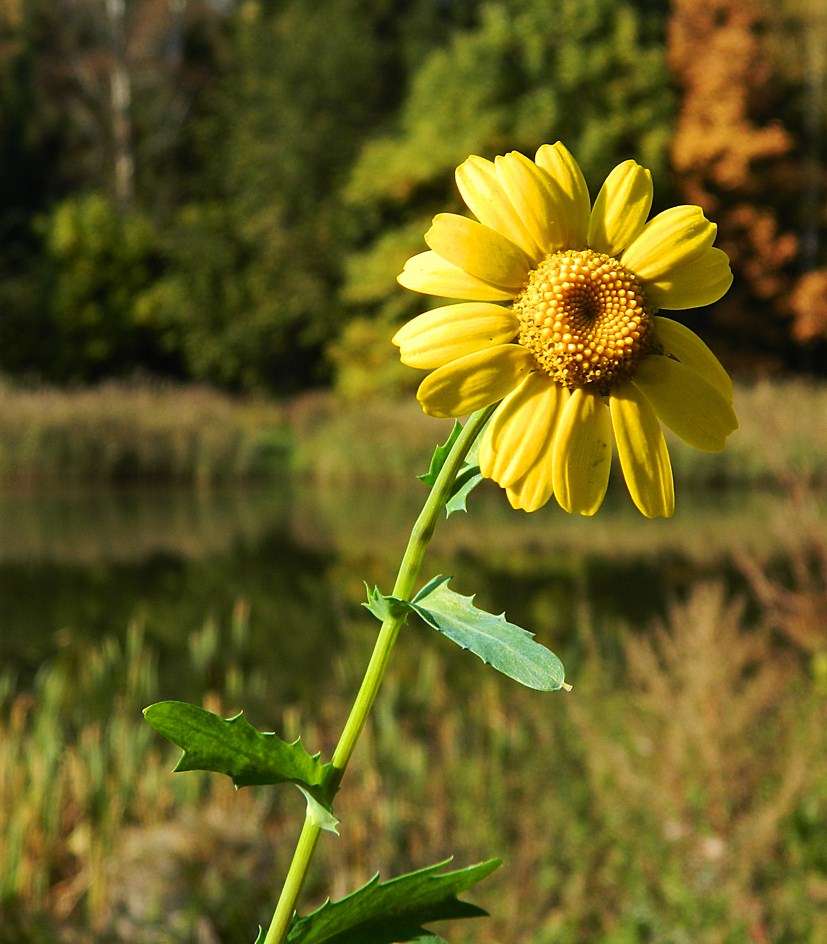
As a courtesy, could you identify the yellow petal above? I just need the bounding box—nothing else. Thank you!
[645,246,734,310]
[551,388,612,516]
[504,436,557,512]
[653,316,733,401]
[609,382,674,518]
[398,250,515,301]
[425,213,533,292]
[533,142,590,249]
[417,344,534,418]
[588,160,653,257]
[393,303,519,369]
[455,155,541,260]
[493,151,567,257]
[620,206,716,282]
[632,354,738,452]
[479,372,564,488]
[500,382,569,512]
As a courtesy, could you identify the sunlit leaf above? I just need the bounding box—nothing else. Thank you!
[363,585,410,623]
[286,858,500,944]
[419,421,486,516]
[409,576,569,691]
[144,701,334,809]
[418,421,463,487]
[363,580,568,691]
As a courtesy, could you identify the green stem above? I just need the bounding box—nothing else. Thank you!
[262,405,495,944]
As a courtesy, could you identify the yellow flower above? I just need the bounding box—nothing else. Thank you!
[394,143,738,518]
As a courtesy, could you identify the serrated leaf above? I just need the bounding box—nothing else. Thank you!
[143,701,334,806]
[286,858,500,944]
[418,421,463,488]
[444,464,484,517]
[410,577,568,691]
[363,584,410,623]
[418,422,486,516]
[299,786,340,835]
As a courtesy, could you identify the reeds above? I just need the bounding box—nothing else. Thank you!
[1,376,825,489]
[0,381,288,487]
[288,378,827,488]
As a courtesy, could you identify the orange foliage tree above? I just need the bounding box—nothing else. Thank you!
[668,0,827,370]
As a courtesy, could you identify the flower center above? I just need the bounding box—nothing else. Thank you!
[514,249,653,390]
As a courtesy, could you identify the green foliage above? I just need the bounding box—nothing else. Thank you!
[285,859,499,944]
[143,701,334,812]
[138,200,315,391]
[153,0,477,393]
[32,193,168,381]
[0,0,822,391]
[326,313,418,401]
[365,576,567,691]
[419,421,486,517]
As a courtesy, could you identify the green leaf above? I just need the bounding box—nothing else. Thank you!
[143,701,334,806]
[299,787,341,835]
[286,858,500,944]
[363,584,410,623]
[419,421,486,517]
[253,928,265,944]
[418,421,463,488]
[444,464,484,517]
[410,577,569,691]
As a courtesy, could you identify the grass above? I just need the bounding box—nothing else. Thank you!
[0,380,289,487]
[288,376,827,489]
[2,541,826,944]
[0,375,825,488]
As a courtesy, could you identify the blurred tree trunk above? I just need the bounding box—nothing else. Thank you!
[107,0,134,208]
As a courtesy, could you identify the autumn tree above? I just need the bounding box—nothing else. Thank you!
[668,0,827,370]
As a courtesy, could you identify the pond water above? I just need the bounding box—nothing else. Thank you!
[1,477,822,702]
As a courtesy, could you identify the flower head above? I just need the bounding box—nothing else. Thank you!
[394,143,738,518]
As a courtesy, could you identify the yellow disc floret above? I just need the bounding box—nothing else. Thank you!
[515,249,654,390]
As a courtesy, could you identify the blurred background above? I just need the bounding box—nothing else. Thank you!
[1,1,826,943]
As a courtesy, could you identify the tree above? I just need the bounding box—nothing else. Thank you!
[668,0,827,370]
[335,0,676,396]
[147,0,482,392]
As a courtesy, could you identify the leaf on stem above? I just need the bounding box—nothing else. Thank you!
[285,858,500,944]
[410,576,568,690]
[363,585,411,623]
[444,463,484,516]
[418,421,463,487]
[375,576,568,690]
[418,420,485,517]
[143,701,335,811]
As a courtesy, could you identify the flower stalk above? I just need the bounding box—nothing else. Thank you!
[262,405,496,944]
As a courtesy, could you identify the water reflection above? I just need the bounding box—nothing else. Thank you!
[1,479,823,698]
